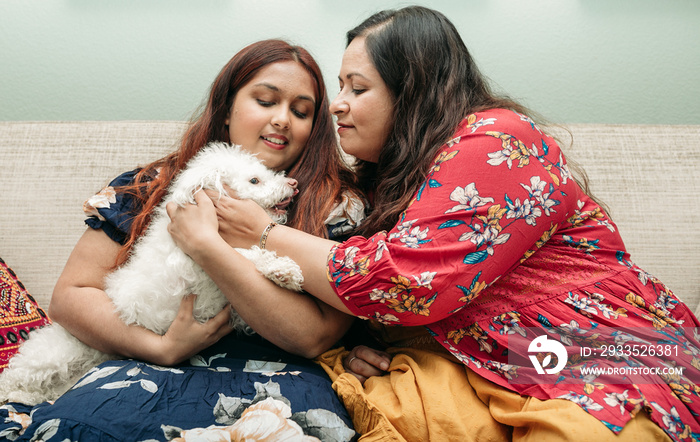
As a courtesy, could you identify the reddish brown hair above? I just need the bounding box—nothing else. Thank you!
[117,40,359,265]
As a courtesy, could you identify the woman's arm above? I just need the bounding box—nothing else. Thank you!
[200,112,582,328]
[263,224,351,314]
[187,190,355,313]
[166,191,355,358]
[49,227,233,366]
[205,192,350,312]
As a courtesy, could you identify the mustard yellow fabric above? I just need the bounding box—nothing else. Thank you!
[317,346,510,441]
[468,367,671,441]
[316,344,671,441]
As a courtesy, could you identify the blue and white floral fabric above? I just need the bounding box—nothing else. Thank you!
[1,334,356,441]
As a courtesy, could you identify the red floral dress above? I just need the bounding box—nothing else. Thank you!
[328,108,700,441]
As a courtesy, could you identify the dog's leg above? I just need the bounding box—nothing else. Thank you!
[236,246,304,292]
[0,324,114,405]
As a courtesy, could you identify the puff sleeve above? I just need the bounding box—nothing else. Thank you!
[83,169,143,245]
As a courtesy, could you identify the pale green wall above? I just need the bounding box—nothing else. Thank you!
[1,0,698,124]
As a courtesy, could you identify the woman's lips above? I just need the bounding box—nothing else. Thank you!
[336,123,353,135]
[261,134,288,150]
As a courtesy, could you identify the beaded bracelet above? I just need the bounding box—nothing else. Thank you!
[259,222,278,249]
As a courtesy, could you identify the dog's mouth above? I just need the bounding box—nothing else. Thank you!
[268,189,298,221]
[272,195,295,214]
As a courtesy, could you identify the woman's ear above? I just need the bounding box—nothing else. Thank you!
[224,111,231,143]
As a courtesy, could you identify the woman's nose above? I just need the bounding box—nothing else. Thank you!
[272,111,290,129]
[330,95,348,115]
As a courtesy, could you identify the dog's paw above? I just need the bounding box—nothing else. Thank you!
[265,261,304,292]
[237,247,304,292]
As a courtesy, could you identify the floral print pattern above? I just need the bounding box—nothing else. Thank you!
[0,335,356,441]
[328,109,700,441]
[82,186,116,221]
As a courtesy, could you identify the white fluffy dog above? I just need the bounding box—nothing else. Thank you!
[0,142,304,405]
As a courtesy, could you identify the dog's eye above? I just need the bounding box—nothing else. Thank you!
[249,177,260,184]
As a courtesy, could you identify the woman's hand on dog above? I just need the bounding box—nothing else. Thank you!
[202,188,272,250]
[343,345,392,385]
[167,190,271,253]
[156,294,233,366]
[167,190,225,259]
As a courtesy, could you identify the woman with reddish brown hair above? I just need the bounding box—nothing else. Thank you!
[122,39,356,254]
[4,40,365,440]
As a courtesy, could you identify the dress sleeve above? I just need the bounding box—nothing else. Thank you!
[327,109,582,325]
[83,169,143,245]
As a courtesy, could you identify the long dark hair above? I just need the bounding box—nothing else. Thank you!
[117,39,358,265]
[349,6,599,236]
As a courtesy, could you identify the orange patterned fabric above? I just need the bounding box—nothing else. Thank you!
[0,257,51,370]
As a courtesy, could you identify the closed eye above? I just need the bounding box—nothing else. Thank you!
[292,109,308,119]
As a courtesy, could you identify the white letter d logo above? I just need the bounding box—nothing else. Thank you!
[528,335,568,375]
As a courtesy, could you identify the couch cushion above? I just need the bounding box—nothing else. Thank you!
[0,121,188,309]
[0,257,51,371]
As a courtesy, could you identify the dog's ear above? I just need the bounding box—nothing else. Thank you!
[201,170,228,200]
[169,164,226,206]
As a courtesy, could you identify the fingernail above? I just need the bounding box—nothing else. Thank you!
[380,361,389,371]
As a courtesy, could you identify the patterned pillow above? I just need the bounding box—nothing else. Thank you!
[0,257,51,371]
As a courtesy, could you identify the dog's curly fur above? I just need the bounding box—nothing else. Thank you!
[0,142,304,405]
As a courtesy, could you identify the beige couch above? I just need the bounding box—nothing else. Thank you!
[0,121,698,316]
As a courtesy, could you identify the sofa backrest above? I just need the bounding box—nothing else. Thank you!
[1,121,698,316]
[550,123,699,312]
[0,121,188,308]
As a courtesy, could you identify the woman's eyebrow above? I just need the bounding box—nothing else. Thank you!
[254,82,315,104]
[339,72,368,81]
